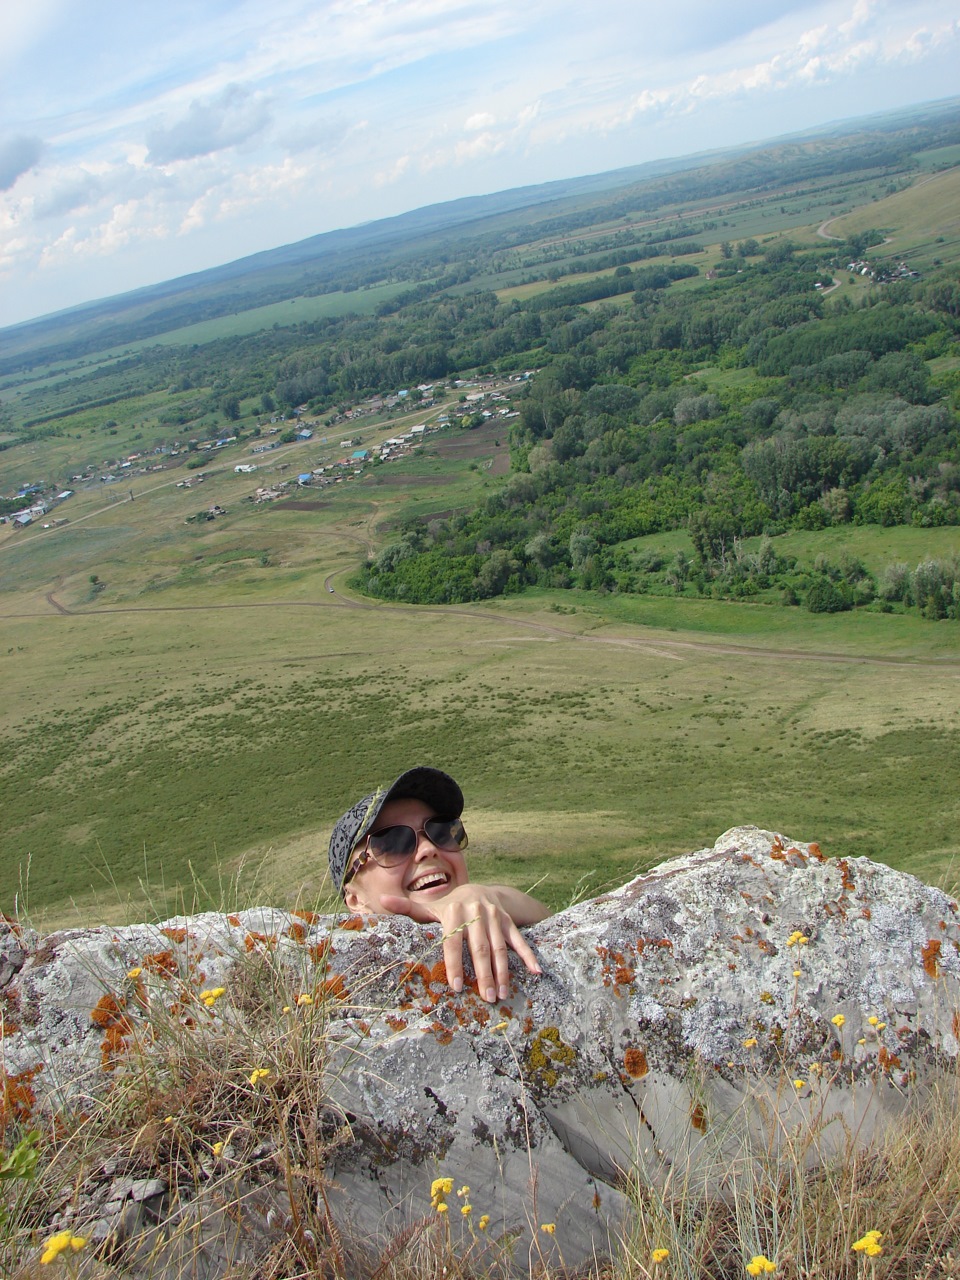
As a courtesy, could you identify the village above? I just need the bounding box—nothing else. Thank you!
[0,373,530,528]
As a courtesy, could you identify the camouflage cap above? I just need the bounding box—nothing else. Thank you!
[327,766,464,894]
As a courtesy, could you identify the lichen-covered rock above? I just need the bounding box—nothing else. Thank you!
[3,827,960,1275]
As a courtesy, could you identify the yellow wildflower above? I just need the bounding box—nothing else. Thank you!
[457,1185,470,1197]
[461,1204,472,1216]
[793,1079,805,1090]
[430,1176,454,1200]
[743,1037,758,1048]
[200,986,226,1007]
[852,1230,883,1256]
[249,1068,271,1086]
[786,931,809,947]
[793,969,802,978]
[652,1247,670,1263]
[297,993,313,1006]
[540,1222,556,1234]
[478,1214,490,1231]
[491,1021,509,1031]
[876,1022,886,1031]
[40,1231,87,1264]
[164,1115,173,1124]
[282,1005,291,1014]
[745,1255,777,1275]
[212,1141,224,1156]
[867,1015,879,1026]
[126,967,142,979]
[857,1037,866,1045]
[436,1202,449,1213]
[831,1014,845,1027]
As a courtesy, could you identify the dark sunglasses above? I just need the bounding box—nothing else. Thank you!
[346,817,468,883]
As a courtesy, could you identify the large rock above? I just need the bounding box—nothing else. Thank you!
[3,826,959,1276]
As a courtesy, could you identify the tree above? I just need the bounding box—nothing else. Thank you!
[221,394,241,421]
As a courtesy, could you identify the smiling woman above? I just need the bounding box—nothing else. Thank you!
[327,766,549,1002]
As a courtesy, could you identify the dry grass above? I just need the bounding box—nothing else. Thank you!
[4,932,960,1279]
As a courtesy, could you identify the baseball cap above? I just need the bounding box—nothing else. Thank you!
[327,766,464,894]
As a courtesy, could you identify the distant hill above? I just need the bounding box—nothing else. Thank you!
[2,94,959,375]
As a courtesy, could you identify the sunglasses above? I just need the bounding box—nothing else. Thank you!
[346,817,468,883]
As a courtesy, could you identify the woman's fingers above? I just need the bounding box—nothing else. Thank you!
[377,889,541,1000]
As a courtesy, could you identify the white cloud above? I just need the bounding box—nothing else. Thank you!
[146,84,272,165]
[465,112,496,132]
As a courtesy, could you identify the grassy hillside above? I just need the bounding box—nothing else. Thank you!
[0,103,959,928]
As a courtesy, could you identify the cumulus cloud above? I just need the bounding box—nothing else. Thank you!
[465,112,496,131]
[0,135,43,191]
[146,84,272,165]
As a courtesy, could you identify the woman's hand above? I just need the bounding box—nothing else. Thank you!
[378,883,547,1001]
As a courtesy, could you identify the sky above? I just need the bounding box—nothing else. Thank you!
[1,0,958,330]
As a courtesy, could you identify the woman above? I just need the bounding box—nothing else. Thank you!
[328,765,549,1001]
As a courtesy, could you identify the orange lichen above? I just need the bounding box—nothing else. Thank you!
[770,850,786,862]
[227,914,241,927]
[838,860,855,892]
[308,940,332,964]
[429,960,448,986]
[143,950,178,977]
[1,1065,42,1125]
[615,965,636,986]
[320,974,348,1001]
[292,910,322,925]
[100,1021,134,1072]
[244,932,277,952]
[90,994,127,1028]
[807,842,823,860]
[430,1022,454,1045]
[922,939,942,978]
[339,916,365,931]
[861,908,872,920]
[690,1103,707,1132]
[757,939,776,956]
[161,927,189,944]
[878,1046,901,1071]
[385,1015,408,1033]
[286,922,307,944]
[770,836,784,854]
[623,1047,648,1078]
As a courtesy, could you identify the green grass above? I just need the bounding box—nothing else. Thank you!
[827,167,960,268]
[87,282,413,353]
[2,401,959,929]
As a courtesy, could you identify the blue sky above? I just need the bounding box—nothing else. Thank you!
[1,0,957,328]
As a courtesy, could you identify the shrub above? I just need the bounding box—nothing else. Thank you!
[805,579,850,613]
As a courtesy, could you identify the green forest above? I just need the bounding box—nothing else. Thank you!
[351,248,960,619]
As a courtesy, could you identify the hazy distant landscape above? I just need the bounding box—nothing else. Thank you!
[1,99,959,928]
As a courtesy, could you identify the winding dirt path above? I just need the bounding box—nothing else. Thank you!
[23,586,960,671]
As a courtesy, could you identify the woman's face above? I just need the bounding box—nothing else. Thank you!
[342,795,469,915]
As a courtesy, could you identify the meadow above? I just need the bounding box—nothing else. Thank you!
[2,419,958,930]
